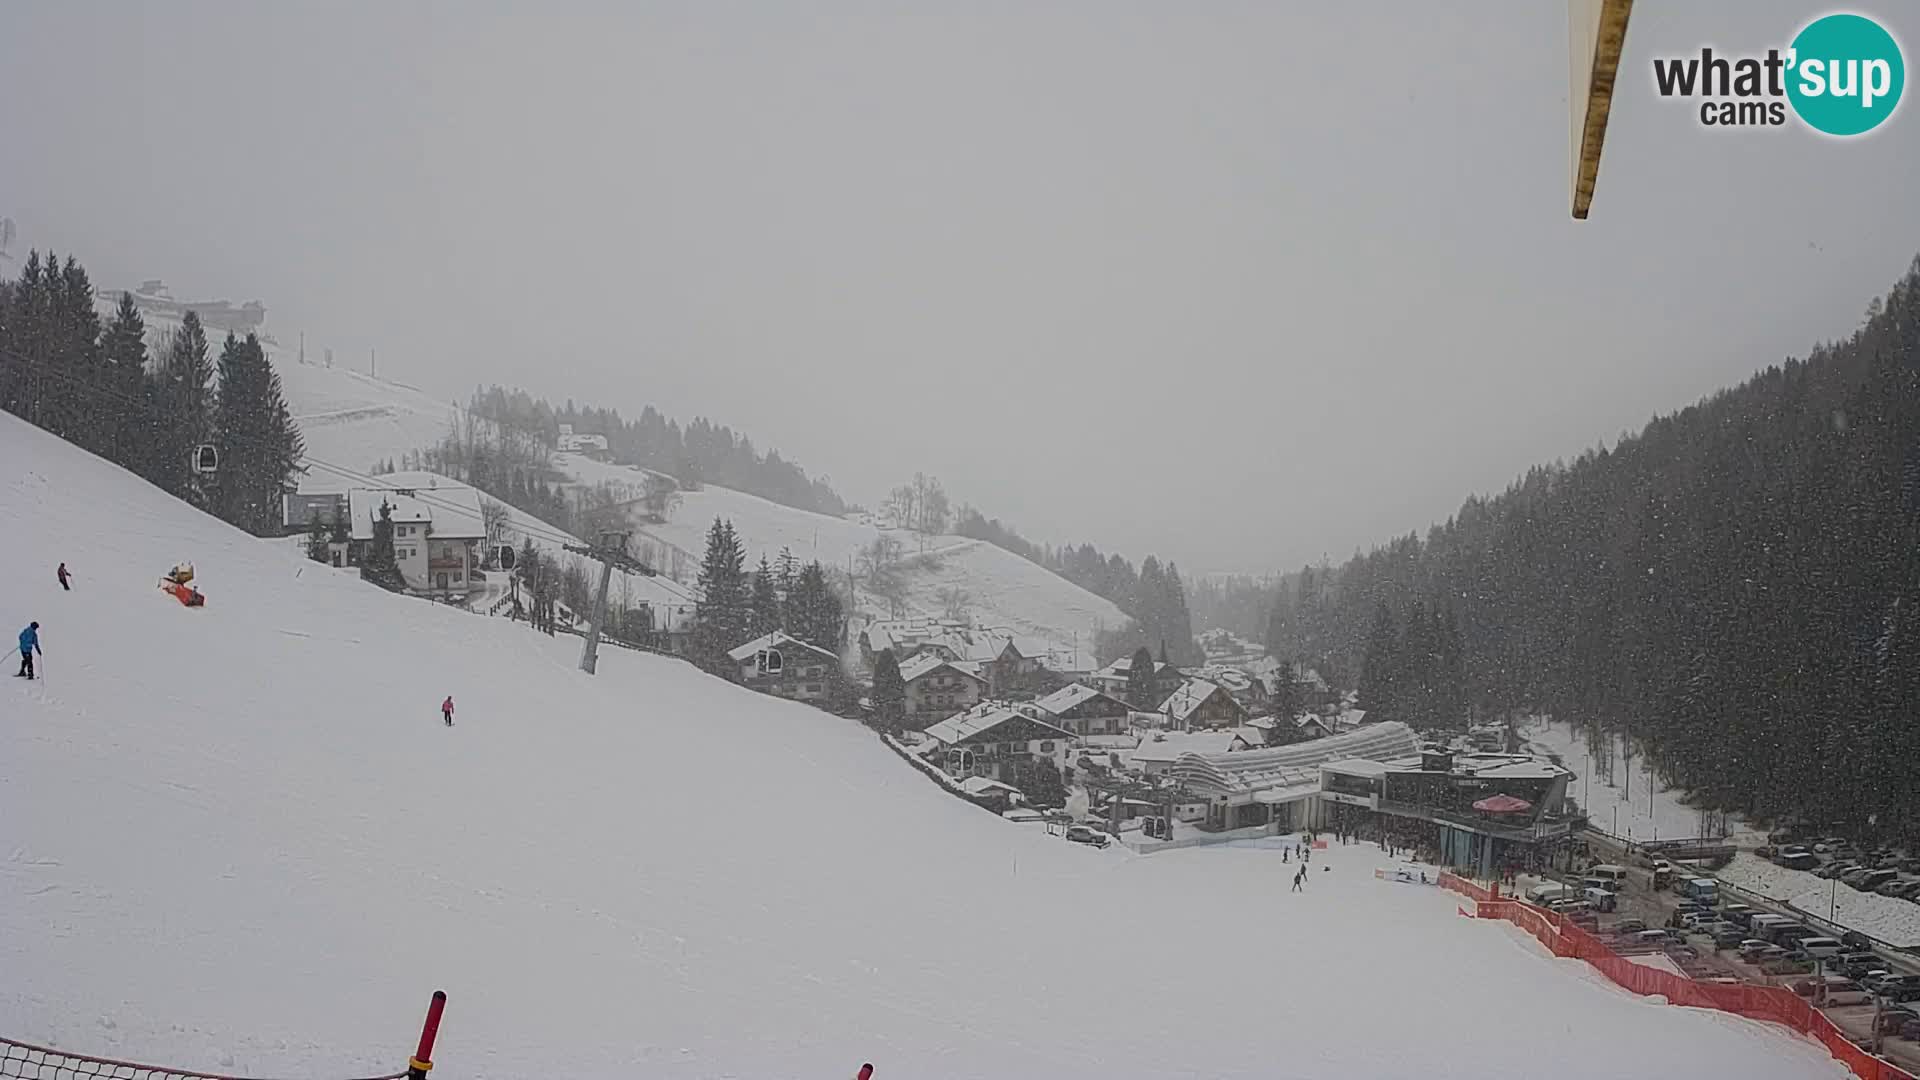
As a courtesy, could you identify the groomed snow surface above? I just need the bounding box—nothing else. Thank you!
[1,413,1848,1079]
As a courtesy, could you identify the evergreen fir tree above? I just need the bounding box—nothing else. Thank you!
[360,501,407,592]
[1127,645,1158,709]
[871,648,906,733]
[98,291,149,470]
[788,561,843,651]
[749,556,780,637]
[145,311,213,502]
[212,333,303,534]
[692,518,749,671]
[1358,602,1398,723]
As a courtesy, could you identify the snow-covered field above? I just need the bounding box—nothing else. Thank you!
[1525,719,1757,845]
[559,453,1127,663]
[228,338,1131,661]
[276,357,460,475]
[1719,854,1920,949]
[0,412,1851,1079]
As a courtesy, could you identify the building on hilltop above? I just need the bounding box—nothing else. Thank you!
[556,423,612,460]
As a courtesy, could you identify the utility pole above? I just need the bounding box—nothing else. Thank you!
[565,531,657,675]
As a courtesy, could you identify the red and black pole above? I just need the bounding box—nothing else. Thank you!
[408,991,447,1080]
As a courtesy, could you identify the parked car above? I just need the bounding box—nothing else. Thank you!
[1064,825,1111,849]
[1778,852,1820,871]
[1762,954,1813,975]
[1875,1007,1919,1036]
[1794,973,1849,996]
[1840,867,1877,888]
[1838,952,1885,978]
[1882,984,1920,1005]
[1842,930,1874,950]
[1610,918,1648,935]
[1721,904,1757,928]
[1814,861,1855,880]
[1858,869,1899,891]
[1798,936,1845,960]
[1862,971,1914,994]
[1878,878,1920,898]
[1814,839,1843,854]
[1822,980,1874,1006]
[1738,939,1774,962]
[1712,925,1747,949]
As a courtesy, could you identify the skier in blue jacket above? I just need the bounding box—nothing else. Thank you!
[17,621,40,679]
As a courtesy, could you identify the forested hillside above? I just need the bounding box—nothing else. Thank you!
[1268,255,1920,839]
[465,386,848,517]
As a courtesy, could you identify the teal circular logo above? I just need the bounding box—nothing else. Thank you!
[1787,13,1905,136]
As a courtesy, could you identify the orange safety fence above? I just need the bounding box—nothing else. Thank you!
[1435,880,1918,1080]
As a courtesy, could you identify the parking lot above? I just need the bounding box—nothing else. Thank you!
[1520,832,1920,1075]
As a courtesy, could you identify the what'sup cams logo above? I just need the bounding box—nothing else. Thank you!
[1653,12,1904,134]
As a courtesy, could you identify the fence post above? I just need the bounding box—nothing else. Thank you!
[409,990,447,1079]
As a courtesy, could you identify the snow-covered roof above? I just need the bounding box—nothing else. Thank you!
[1079,734,1139,751]
[1229,726,1270,748]
[1131,731,1241,764]
[1095,656,1175,679]
[1453,756,1572,782]
[1032,683,1123,716]
[340,473,485,542]
[1161,679,1237,724]
[1171,722,1421,797]
[1322,757,1393,778]
[923,704,1072,747]
[959,776,1023,798]
[726,631,839,664]
[898,653,986,685]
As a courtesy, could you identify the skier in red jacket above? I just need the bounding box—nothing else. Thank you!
[441,696,455,727]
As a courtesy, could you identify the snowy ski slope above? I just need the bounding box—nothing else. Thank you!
[244,341,1129,660]
[0,413,1849,1079]
[559,454,1126,664]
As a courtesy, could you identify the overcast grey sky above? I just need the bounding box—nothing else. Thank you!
[2,2,1915,574]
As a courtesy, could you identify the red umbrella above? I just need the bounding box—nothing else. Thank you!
[1473,793,1534,814]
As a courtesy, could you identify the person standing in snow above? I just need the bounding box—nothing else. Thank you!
[1292,867,1303,893]
[56,563,70,591]
[441,696,455,727]
[17,622,41,679]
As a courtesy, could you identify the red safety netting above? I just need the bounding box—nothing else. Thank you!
[0,1038,406,1080]
[1452,894,1918,1080]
